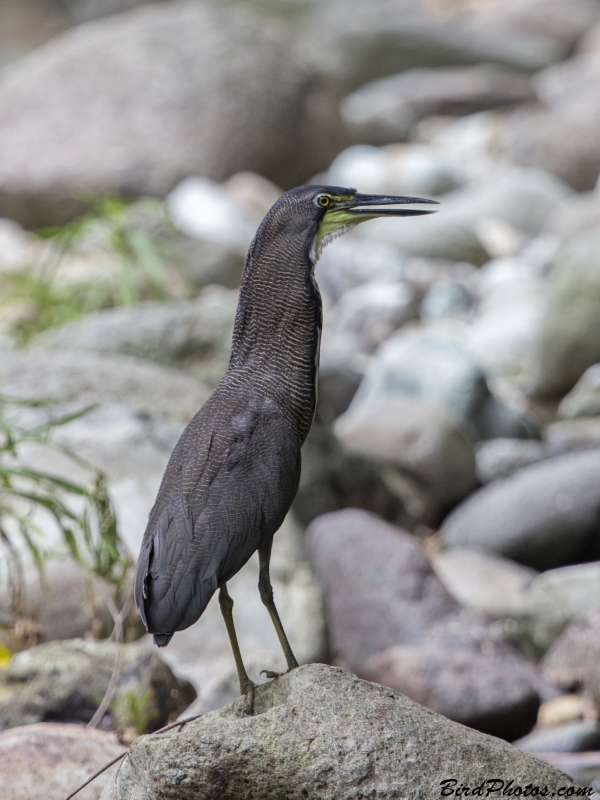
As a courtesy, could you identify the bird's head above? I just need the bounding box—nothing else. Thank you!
[267,184,439,263]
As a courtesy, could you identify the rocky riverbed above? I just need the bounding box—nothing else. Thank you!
[2,1,600,798]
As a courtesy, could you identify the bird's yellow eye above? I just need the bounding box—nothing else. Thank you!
[317,195,331,208]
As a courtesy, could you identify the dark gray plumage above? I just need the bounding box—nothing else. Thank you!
[135,184,437,707]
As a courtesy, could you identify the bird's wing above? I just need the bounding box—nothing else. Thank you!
[135,391,300,637]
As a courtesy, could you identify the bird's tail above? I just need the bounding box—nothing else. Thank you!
[153,633,173,647]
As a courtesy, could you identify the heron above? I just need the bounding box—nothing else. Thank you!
[135,185,437,713]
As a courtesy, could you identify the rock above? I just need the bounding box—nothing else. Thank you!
[35,287,237,388]
[354,167,570,265]
[0,722,126,800]
[0,638,196,732]
[302,0,586,94]
[67,0,162,23]
[533,751,600,792]
[334,394,477,513]
[543,612,600,706]
[538,694,593,727]
[420,280,472,320]
[441,449,600,570]
[343,329,532,441]
[325,143,459,198]
[544,419,600,452]
[154,514,326,715]
[559,364,600,419]
[0,350,210,426]
[515,721,600,754]
[0,1,341,227]
[517,562,600,656]
[341,65,535,145]
[361,644,540,741]
[491,53,600,191]
[432,548,538,620]
[544,192,600,242]
[326,281,417,354]
[306,509,540,738]
[475,438,550,483]
[529,230,600,399]
[100,663,575,800]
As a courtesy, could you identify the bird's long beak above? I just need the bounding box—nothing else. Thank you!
[340,193,439,218]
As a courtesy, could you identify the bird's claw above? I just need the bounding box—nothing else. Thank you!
[241,682,256,717]
[260,669,283,679]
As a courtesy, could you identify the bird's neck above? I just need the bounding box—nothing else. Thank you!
[228,223,322,443]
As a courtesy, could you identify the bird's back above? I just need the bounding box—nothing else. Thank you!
[135,375,301,642]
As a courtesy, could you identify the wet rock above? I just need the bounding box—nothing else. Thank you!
[559,364,600,419]
[0,722,126,800]
[432,548,538,620]
[529,230,600,399]
[543,612,600,706]
[0,1,341,227]
[354,167,570,265]
[342,65,535,145]
[306,509,540,738]
[361,644,539,741]
[35,287,237,388]
[0,350,209,426]
[100,663,573,800]
[0,638,196,732]
[515,722,600,754]
[441,449,600,570]
[475,438,549,483]
[334,394,477,513]
[517,562,600,655]
[155,514,326,715]
[303,0,582,94]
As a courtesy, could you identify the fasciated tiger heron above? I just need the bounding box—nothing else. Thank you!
[135,185,437,713]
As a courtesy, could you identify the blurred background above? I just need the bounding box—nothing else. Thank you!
[2,0,600,793]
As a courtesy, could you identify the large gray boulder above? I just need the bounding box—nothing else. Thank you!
[306,509,540,740]
[529,230,600,399]
[441,450,600,571]
[301,0,596,93]
[342,64,535,145]
[543,611,600,707]
[0,638,196,732]
[0,722,127,800]
[558,363,600,419]
[35,287,237,388]
[0,1,341,227]
[100,664,576,800]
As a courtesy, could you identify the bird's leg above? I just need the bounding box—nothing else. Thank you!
[258,539,299,679]
[218,583,255,715]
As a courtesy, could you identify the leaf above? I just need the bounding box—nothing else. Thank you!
[0,646,12,669]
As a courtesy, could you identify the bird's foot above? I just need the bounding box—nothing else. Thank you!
[260,669,283,679]
[241,681,256,717]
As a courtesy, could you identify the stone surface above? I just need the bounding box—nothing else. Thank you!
[432,547,538,620]
[0,1,341,227]
[302,0,589,93]
[35,286,237,387]
[354,167,570,265]
[515,722,600,754]
[0,350,209,426]
[361,644,540,741]
[441,450,600,570]
[334,394,477,513]
[154,514,326,715]
[529,230,600,399]
[544,418,600,452]
[475,438,550,483]
[0,722,126,800]
[100,663,575,800]
[517,563,600,656]
[559,364,600,419]
[420,280,472,320]
[543,612,600,706]
[533,752,600,793]
[342,64,535,145]
[0,638,196,732]
[306,510,540,739]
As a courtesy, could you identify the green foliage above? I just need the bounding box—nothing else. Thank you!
[0,395,132,617]
[112,687,158,735]
[0,196,187,345]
